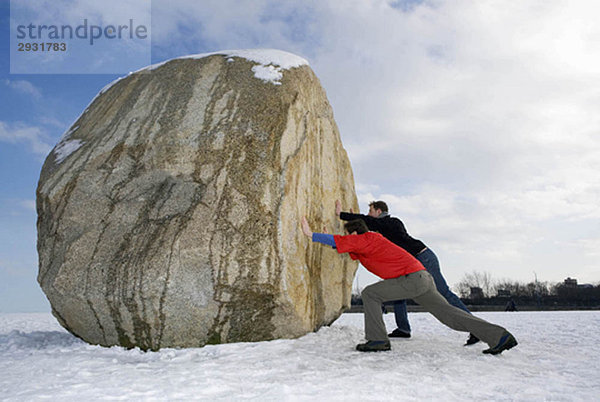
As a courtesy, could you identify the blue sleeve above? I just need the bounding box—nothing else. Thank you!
[312,233,337,248]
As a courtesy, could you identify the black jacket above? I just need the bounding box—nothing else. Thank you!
[340,212,427,257]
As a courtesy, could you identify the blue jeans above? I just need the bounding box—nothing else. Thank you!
[393,248,471,334]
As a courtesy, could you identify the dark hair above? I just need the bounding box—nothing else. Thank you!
[344,219,369,234]
[369,200,388,213]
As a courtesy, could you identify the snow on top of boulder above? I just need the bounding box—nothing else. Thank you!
[157,48,308,70]
[188,49,308,85]
[251,64,284,85]
[210,49,309,70]
[151,48,309,85]
[51,125,83,164]
[53,139,84,164]
[98,49,307,95]
[51,49,307,160]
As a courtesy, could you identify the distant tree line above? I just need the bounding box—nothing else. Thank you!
[352,271,600,308]
[454,271,600,308]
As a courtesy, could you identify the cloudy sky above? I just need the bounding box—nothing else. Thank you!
[1,0,599,312]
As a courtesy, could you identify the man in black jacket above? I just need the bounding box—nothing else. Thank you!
[336,199,479,346]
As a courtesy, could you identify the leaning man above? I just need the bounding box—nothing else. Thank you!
[301,217,517,354]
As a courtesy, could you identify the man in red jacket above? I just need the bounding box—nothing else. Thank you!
[301,216,518,354]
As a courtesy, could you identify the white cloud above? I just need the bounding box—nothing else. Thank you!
[19,199,37,213]
[0,257,37,278]
[12,0,150,27]
[3,80,42,99]
[0,121,53,156]
[3,199,37,217]
[309,1,600,285]
[11,0,151,73]
[122,0,600,284]
[39,116,67,129]
[151,0,316,60]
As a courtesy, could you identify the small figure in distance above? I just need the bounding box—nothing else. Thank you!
[505,299,518,312]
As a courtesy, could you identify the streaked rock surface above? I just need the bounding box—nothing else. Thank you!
[37,49,358,350]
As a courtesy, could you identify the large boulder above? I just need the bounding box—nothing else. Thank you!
[36,49,359,350]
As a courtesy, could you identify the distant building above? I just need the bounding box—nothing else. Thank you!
[497,289,511,298]
[470,287,484,299]
[562,277,594,291]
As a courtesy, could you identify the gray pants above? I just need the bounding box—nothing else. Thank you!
[362,271,507,347]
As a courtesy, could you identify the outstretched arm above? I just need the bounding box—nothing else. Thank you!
[335,200,381,231]
[301,216,337,248]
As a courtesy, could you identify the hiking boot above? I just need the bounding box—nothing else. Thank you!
[356,340,391,352]
[464,333,480,346]
[482,332,518,355]
[388,328,411,338]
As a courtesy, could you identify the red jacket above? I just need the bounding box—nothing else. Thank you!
[333,232,425,279]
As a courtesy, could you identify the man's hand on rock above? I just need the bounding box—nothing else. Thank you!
[336,199,355,215]
[301,216,313,237]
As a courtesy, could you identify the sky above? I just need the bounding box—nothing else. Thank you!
[1,0,600,312]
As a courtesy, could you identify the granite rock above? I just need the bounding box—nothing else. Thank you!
[36,49,358,350]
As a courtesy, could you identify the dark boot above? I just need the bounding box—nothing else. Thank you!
[388,328,411,338]
[482,332,518,355]
[464,333,480,346]
[356,340,391,352]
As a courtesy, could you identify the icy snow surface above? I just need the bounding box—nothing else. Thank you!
[1,311,598,401]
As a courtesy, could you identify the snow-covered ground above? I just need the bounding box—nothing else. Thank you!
[1,311,598,401]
